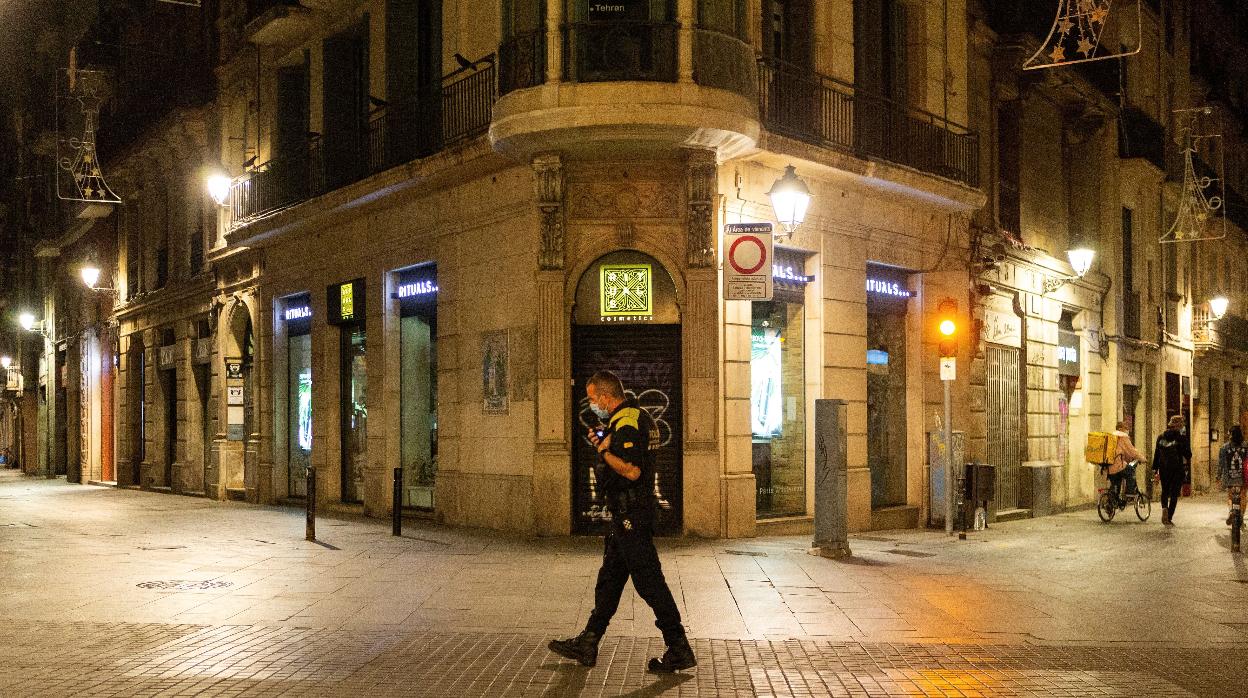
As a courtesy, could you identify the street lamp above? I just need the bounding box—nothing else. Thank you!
[768,165,812,237]
[81,264,101,289]
[1067,247,1095,278]
[79,263,117,292]
[1043,245,1096,293]
[0,356,10,369]
[1210,295,1230,320]
[17,312,48,339]
[206,172,232,207]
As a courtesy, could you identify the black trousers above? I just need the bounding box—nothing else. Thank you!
[585,513,684,644]
[1159,469,1183,519]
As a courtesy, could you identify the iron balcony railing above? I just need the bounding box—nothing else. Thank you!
[499,28,546,95]
[758,58,980,188]
[563,21,678,83]
[230,59,496,226]
[1195,311,1248,352]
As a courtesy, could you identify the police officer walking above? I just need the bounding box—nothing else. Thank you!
[548,370,696,673]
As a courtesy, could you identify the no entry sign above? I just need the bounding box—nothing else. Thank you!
[724,223,773,300]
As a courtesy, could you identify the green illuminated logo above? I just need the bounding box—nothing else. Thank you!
[600,264,652,317]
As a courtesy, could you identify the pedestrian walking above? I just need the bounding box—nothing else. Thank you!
[548,370,696,673]
[1217,425,1247,526]
[1153,414,1192,526]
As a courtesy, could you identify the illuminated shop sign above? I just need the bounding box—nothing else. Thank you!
[600,263,653,321]
[327,278,366,325]
[284,306,311,321]
[397,279,438,298]
[773,265,814,283]
[866,278,912,298]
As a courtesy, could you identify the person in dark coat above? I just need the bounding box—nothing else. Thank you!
[1153,414,1192,526]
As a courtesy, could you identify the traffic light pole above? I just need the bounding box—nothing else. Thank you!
[944,377,954,536]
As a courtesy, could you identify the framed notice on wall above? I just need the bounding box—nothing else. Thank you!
[482,330,509,415]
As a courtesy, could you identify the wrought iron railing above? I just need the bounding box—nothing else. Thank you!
[499,29,546,95]
[1195,312,1248,352]
[757,58,980,188]
[563,21,678,83]
[229,60,496,226]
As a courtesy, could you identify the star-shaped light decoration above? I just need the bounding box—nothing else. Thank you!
[1090,6,1108,24]
[1077,38,1095,57]
[1050,45,1066,63]
[1058,18,1074,34]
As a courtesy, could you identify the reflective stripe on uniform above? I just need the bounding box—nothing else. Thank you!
[610,407,641,431]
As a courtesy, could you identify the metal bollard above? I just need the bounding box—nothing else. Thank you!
[305,466,316,542]
[392,467,403,536]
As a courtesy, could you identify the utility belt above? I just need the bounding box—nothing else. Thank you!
[605,487,655,516]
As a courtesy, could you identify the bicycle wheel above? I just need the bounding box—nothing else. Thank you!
[1134,492,1151,521]
[1097,493,1115,522]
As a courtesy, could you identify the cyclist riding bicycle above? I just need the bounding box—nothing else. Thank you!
[1217,425,1247,526]
[1108,421,1145,502]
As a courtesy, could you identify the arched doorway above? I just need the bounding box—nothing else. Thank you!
[571,251,682,535]
[220,300,254,496]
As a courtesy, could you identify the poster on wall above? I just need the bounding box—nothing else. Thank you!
[482,330,509,414]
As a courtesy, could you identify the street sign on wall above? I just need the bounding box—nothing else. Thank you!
[724,223,773,301]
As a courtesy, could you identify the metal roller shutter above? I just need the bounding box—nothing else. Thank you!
[571,324,683,535]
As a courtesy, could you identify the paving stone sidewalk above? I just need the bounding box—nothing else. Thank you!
[1,471,1246,696]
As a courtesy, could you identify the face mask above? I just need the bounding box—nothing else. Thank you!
[590,402,609,420]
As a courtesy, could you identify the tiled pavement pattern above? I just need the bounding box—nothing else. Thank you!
[1,620,1245,697]
[1,470,1246,696]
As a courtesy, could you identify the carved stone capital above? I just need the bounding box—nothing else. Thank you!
[685,149,717,268]
[533,153,565,270]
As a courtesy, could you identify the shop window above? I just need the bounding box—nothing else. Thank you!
[751,296,806,518]
[866,266,910,509]
[397,266,438,509]
[285,294,312,497]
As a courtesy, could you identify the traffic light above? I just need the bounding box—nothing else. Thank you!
[937,298,958,358]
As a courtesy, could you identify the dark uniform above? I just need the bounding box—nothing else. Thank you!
[584,397,685,645]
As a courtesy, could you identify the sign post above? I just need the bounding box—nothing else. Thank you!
[723,223,774,301]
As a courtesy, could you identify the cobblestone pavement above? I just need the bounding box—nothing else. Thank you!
[1,471,1246,696]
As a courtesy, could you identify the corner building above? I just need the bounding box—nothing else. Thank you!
[212,0,983,535]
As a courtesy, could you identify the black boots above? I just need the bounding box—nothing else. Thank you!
[646,636,697,673]
[548,630,600,667]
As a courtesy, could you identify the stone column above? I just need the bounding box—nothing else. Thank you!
[533,153,570,535]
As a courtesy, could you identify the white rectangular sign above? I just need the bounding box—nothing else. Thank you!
[940,357,956,381]
[724,223,774,301]
[227,385,244,405]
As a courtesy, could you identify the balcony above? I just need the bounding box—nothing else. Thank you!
[244,0,313,46]
[1118,106,1166,171]
[229,60,496,227]
[562,21,678,83]
[757,58,980,188]
[1195,311,1248,353]
[499,29,546,96]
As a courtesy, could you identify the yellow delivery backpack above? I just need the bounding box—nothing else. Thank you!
[1085,431,1118,465]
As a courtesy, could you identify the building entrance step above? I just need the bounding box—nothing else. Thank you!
[870,505,920,531]
[995,507,1031,522]
[225,488,246,501]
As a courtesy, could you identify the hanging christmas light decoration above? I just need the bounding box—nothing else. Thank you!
[1162,108,1226,244]
[55,69,121,204]
[1023,0,1141,70]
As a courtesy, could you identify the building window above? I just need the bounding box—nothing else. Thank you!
[997,103,1022,235]
[340,324,367,503]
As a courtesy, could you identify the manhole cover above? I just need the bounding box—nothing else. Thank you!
[724,549,767,557]
[136,580,234,591]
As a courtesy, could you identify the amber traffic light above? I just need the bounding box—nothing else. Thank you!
[937,299,958,358]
